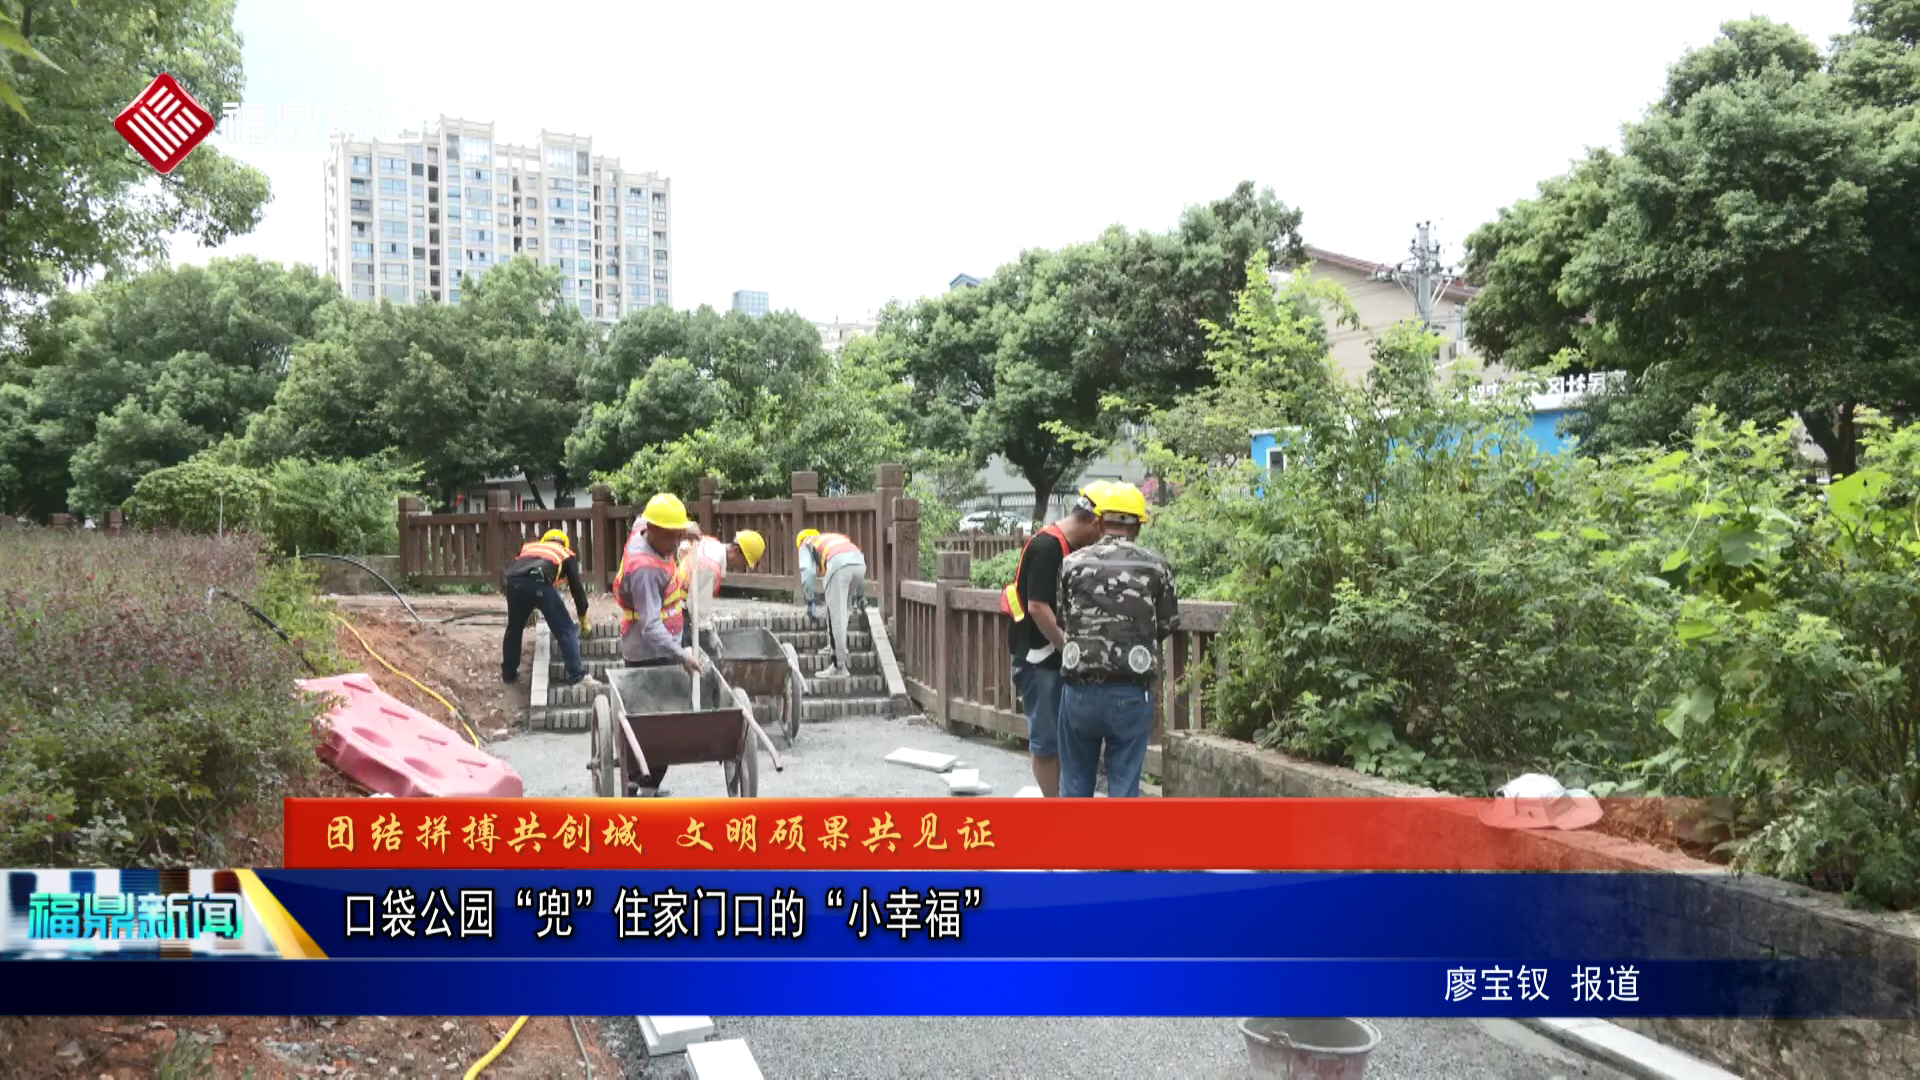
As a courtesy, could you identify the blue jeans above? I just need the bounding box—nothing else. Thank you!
[1059,680,1154,798]
[1011,661,1064,758]
[502,575,584,681]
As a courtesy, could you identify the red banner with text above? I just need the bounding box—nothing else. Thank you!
[283,798,1706,872]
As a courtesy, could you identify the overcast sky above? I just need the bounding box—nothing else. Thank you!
[167,0,1859,322]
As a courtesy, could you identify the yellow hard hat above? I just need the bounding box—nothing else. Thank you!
[641,493,690,530]
[734,529,766,568]
[1099,483,1149,522]
[795,528,820,549]
[1077,479,1114,513]
[540,528,572,551]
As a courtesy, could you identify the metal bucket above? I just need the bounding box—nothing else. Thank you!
[1238,1018,1380,1079]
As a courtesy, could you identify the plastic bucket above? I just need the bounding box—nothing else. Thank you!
[1239,1018,1380,1079]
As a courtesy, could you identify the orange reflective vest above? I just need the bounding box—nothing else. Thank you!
[681,535,728,596]
[514,540,572,587]
[614,545,692,637]
[1001,523,1071,622]
[803,532,860,565]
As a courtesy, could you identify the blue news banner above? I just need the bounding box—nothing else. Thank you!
[3,872,1913,1017]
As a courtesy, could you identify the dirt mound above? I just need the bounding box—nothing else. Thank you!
[330,608,527,741]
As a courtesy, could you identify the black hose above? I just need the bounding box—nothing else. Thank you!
[294,553,425,624]
[206,587,322,676]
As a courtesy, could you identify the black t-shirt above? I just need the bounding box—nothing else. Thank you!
[1007,530,1067,668]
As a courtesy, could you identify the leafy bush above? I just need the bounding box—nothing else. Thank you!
[970,548,1021,589]
[0,530,332,866]
[1129,257,1920,906]
[125,459,272,534]
[264,454,420,555]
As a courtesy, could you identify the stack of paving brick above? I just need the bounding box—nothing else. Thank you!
[529,610,896,732]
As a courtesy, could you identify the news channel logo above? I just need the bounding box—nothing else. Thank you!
[3,869,282,959]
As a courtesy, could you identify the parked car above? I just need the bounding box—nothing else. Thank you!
[957,509,1031,535]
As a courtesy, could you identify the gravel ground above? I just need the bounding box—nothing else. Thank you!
[493,710,1629,1080]
[598,1015,1626,1079]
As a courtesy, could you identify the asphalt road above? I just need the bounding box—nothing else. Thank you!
[492,655,1629,1080]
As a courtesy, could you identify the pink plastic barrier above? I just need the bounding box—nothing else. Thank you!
[300,673,524,798]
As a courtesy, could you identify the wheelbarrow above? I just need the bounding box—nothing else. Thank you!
[710,626,806,744]
[587,662,784,798]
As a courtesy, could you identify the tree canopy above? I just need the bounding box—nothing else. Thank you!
[3,257,336,516]
[0,0,270,330]
[881,182,1307,511]
[1465,8,1920,472]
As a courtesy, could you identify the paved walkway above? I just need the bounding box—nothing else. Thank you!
[492,706,1629,1080]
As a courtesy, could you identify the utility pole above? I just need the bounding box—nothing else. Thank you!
[1369,221,1458,335]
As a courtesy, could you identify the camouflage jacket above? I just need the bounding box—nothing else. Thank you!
[1056,536,1179,682]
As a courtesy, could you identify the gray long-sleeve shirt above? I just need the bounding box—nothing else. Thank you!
[618,552,689,664]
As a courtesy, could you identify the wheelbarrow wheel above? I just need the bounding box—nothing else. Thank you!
[593,694,621,799]
[724,738,760,798]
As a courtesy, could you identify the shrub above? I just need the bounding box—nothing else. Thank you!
[0,530,331,866]
[1130,258,1920,905]
[265,454,420,555]
[970,548,1021,589]
[125,460,272,534]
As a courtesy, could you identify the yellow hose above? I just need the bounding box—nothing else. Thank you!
[464,1015,531,1079]
[330,612,483,748]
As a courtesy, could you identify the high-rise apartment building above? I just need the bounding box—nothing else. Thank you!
[731,290,769,317]
[323,116,672,323]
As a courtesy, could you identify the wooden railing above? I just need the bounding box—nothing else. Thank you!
[397,464,922,623]
[933,533,1025,562]
[893,549,1234,775]
[398,463,1236,768]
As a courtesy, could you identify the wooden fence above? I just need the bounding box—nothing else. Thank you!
[894,550,1234,776]
[933,533,1025,563]
[397,465,920,622]
[397,462,1236,769]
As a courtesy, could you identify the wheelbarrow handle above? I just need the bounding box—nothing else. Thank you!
[733,686,785,772]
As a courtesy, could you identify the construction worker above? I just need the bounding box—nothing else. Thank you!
[614,493,705,795]
[796,528,866,678]
[678,526,767,599]
[1003,481,1110,798]
[501,528,589,687]
[1055,482,1179,798]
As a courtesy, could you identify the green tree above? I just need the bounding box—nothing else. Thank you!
[884,183,1306,514]
[566,355,729,482]
[0,0,270,327]
[241,260,589,507]
[1465,13,1920,473]
[580,305,827,412]
[9,258,337,516]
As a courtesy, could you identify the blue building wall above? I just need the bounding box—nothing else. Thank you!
[1521,408,1573,456]
[1250,408,1576,476]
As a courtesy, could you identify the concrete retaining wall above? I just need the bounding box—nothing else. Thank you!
[1162,731,1920,1079]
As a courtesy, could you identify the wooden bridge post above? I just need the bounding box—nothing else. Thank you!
[888,496,921,627]
[789,471,819,603]
[697,476,719,537]
[933,549,971,728]
[872,463,904,616]
[590,483,614,591]
[485,490,513,582]
[396,496,423,578]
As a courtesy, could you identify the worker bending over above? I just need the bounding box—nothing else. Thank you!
[502,528,589,687]
[1055,483,1179,798]
[678,525,767,600]
[614,494,704,795]
[796,528,866,678]
[1003,481,1108,797]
